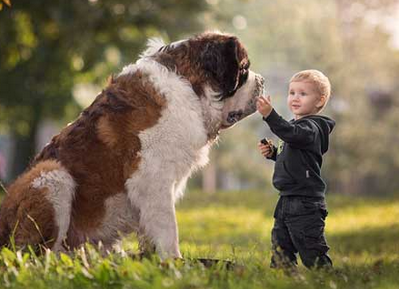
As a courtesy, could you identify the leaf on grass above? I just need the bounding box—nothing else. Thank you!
[60,253,74,267]
[81,267,94,279]
[0,3,3,11]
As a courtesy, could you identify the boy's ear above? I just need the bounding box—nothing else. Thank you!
[316,95,327,109]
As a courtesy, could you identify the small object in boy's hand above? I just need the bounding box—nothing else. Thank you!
[260,138,269,145]
[260,138,274,158]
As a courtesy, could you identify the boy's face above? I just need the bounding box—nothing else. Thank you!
[287,81,325,119]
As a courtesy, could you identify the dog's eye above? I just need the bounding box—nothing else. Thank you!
[242,61,250,70]
[241,68,249,79]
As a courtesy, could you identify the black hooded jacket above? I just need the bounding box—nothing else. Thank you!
[263,109,335,197]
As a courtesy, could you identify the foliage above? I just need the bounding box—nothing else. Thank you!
[0,190,399,288]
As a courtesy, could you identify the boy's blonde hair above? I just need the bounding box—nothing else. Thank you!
[290,69,331,112]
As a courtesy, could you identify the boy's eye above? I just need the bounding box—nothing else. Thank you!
[289,91,295,95]
[301,92,307,96]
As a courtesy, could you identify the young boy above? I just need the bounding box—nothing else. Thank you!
[256,69,335,269]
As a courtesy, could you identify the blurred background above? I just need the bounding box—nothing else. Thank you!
[1,0,399,196]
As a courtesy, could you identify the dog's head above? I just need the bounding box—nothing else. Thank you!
[144,32,265,135]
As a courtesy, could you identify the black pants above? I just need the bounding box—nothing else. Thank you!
[270,195,333,269]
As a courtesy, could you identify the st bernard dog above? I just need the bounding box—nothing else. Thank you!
[0,32,264,259]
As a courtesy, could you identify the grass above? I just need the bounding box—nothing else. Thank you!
[1,190,399,288]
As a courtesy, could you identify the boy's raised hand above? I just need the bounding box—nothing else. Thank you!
[256,95,273,118]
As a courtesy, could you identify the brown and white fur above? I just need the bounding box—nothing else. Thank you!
[0,32,265,259]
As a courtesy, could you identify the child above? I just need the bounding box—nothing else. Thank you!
[256,69,335,269]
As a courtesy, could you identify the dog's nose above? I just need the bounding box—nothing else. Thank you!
[227,110,244,124]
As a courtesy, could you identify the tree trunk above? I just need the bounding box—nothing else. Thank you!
[10,107,41,180]
[202,161,217,194]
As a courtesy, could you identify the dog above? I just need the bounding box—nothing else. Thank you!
[0,32,265,259]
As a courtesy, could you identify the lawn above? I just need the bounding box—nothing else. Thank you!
[0,190,399,289]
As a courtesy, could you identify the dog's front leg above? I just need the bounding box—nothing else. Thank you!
[127,180,181,260]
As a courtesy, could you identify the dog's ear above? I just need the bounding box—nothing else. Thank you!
[201,37,243,98]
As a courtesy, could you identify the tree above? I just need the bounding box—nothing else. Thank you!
[0,0,209,180]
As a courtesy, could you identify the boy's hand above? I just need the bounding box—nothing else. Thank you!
[256,95,273,118]
[258,140,274,158]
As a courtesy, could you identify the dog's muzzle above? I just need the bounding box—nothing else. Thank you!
[221,73,266,128]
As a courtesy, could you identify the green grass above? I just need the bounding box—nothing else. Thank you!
[1,190,399,288]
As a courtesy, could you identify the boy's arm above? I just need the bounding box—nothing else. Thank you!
[263,109,318,146]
